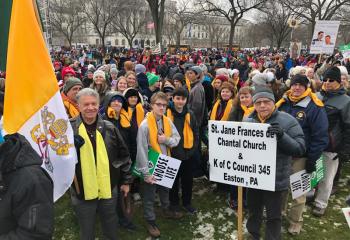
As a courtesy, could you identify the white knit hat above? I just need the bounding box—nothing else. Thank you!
[93,70,106,80]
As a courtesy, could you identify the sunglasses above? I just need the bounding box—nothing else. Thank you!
[324,78,336,83]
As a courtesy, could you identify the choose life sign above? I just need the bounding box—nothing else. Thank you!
[209,121,277,191]
[132,148,181,189]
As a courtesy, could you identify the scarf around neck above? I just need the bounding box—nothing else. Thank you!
[147,112,172,155]
[166,108,194,149]
[210,99,233,121]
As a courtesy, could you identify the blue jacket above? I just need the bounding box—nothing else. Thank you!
[278,96,329,164]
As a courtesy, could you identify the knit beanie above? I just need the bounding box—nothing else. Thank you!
[290,74,309,88]
[172,73,185,83]
[93,70,106,80]
[63,77,83,94]
[323,66,341,83]
[252,87,275,103]
[189,66,202,76]
[110,68,118,75]
[215,74,229,82]
[61,67,76,79]
[146,72,160,86]
[252,73,268,86]
[135,64,146,74]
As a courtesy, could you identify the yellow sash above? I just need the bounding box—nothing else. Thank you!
[166,109,194,149]
[128,103,145,127]
[147,112,172,155]
[61,93,79,118]
[210,99,233,121]
[241,104,254,117]
[275,88,324,108]
[186,77,191,91]
[78,123,111,200]
[107,107,131,128]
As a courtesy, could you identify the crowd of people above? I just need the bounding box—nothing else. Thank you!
[1,47,350,239]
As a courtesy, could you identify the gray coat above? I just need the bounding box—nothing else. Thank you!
[245,110,306,191]
[188,80,207,127]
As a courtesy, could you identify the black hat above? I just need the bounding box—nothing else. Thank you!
[290,74,309,88]
[172,73,185,82]
[323,66,341,83]
[123,88,142,104]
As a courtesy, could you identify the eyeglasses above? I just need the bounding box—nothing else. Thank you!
[324,78,336,83]
[254,100,273,106]
[154,103,167,108]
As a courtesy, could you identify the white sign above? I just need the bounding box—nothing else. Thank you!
[151,153,181,189]
[310,20,340,54]
[290,170,311,199]
[208,121,277,191]
[342,208,350,228]
[290,42,302,59]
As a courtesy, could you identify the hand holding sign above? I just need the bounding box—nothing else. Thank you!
[144,175,157,184]
[157,134,167,144]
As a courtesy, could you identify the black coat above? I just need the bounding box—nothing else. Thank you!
[0,134,54,239]
[167,105,199,161]
[70,115,132,200]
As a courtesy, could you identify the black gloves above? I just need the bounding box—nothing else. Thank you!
[267,122,284,140]
[305,160,316,174]
[74,135,85,149]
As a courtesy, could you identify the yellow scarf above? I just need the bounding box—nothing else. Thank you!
[61,92,79,118]
[78,123,111,200]
[107,107,131,128]
[147,112,172,155]
[186,77,191,91]
[166,109,194,149]
[275,88,324,108]
[128,103,145,127]
[210,99,233,121]
[241,104,254,117]
[257,107,275,123]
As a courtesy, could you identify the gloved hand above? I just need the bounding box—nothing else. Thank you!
[267,122,284,140]
[74,135,85,149]
[305,160,316,173]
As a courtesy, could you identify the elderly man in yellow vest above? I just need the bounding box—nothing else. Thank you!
[70,88,132,240]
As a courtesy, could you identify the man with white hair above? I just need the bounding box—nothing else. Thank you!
[70,88,132,240]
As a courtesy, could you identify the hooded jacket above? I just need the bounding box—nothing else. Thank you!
[0,134,53,239]
[245,110,306,191]
[102,92,137,163]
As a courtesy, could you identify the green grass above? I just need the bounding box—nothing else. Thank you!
[54,163,350,239]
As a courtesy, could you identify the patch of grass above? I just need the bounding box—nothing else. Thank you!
[54,164,350,239]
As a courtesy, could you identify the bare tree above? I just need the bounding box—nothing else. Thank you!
[198,0,266,49]
[166,0,196,47]
[50,0,86,47]
[203,16,225,48]
[112,0,148,48]
[260,1,293,49]
[146,0,166,46]
[281,0,350,38]
[79,0,118,50]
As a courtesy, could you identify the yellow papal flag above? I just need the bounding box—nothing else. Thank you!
[3,0,76,201]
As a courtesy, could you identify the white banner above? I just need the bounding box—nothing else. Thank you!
[152,153,181,189]
[209,121,277,191]
[310,20,340,54]
[290,170,311,199]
